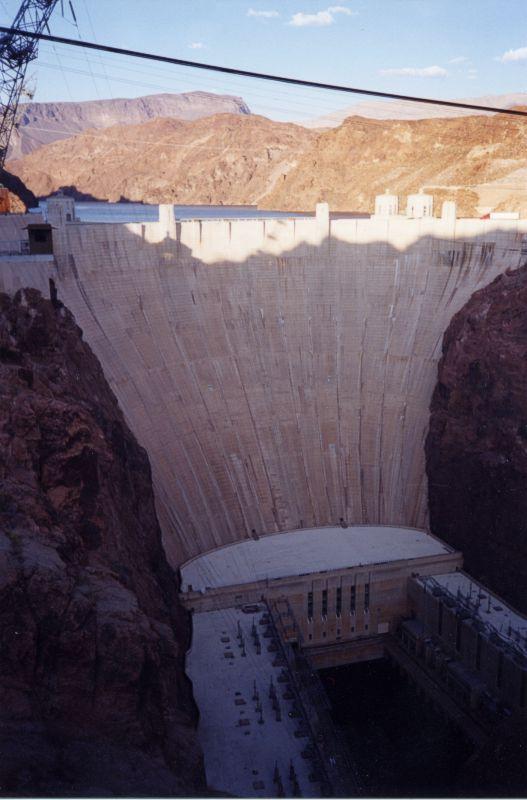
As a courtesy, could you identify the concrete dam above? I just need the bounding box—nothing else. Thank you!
[2,201,526,565]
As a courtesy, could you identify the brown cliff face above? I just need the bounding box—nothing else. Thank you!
[0,289,204,796]
[7,113,315,205]
[426,264,527,613]
[262,112,527,216]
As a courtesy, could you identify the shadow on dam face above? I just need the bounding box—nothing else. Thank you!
[2,213,525,566]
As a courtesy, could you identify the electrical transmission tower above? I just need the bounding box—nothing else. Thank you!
[0,0,59,170]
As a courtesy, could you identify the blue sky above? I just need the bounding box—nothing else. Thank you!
[1,0,527,121]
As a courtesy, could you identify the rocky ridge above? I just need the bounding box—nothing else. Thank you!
[0,289,205,795]
[8,109,527,215]
[427,264,527,614]
[261,110,527,216]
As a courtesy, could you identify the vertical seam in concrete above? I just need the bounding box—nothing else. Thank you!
[216,269,277,534]
[357,315,368,522]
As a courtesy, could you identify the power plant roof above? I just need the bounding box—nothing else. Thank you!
[417,572,527,656]
[181,525,452,592]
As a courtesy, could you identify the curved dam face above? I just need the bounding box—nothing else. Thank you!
[2,208,526,564]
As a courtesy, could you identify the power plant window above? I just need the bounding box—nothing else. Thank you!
[322,589,328,618]
[364,583,370,612]
[350,586,356,614]
[307,591,313,620]
[336,586,342,617]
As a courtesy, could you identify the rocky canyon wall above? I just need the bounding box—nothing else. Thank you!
[427,264,527,613]
[0,289,204,795]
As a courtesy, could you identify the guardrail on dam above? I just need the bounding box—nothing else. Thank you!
[1,203,526,565]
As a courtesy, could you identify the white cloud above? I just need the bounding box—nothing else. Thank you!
[497,46,527,62]
[379,65,448,78]
[289,6,356,27]
[467,68,478,80]
[448,56,468,64]
[188,42,205,49]
[247,8,280,17]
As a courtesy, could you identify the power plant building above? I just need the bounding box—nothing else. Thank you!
[181,525,461,654]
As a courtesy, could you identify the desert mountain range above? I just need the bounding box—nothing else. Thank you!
[8,99,527,216]
[8,91,250,160]
[305,92,527,128]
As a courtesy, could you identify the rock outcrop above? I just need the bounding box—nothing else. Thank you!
[0,289,205,796]
[0,168,38,212]
[426,264,527,613]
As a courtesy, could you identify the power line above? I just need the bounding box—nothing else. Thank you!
[35,43,359,116]
[33,60,346,120]
[1,25,527,118]
[38,42,507,123]
[80,0,113,96]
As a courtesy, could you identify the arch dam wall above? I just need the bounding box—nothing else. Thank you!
[1,210,526,565]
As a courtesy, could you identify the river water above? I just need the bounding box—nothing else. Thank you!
[320,659,474,797]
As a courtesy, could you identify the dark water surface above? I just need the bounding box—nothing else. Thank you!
[320,658,474,797]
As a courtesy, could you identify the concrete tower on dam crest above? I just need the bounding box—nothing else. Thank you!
[1,197,527,565]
